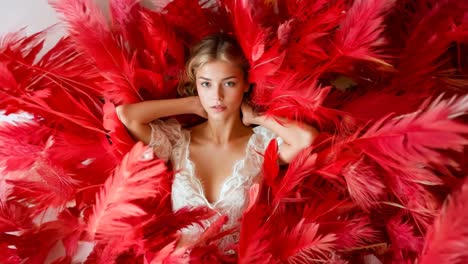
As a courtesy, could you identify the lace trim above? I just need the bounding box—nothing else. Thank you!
[184,130,258,208]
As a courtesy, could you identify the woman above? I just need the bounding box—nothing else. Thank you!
[116,34,318,254]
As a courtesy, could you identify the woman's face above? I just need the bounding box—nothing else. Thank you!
[195,59,248,120]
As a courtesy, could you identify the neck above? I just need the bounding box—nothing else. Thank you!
[204,113,246,144]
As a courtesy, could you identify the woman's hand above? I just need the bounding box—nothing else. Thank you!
[241,102,259,126]
[191,96,208,118]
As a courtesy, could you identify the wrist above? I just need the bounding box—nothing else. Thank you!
[185,96,199,114]
[188,96,206,116]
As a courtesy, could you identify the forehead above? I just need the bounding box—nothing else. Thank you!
[196,60,244,79]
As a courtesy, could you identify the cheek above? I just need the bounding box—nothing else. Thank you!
[232,86,246,99]
[226,89,245,105]
[196,89,210,106]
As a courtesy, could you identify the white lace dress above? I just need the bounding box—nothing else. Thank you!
[149,118,282,252]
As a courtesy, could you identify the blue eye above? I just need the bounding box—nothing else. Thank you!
[225,81,236,87]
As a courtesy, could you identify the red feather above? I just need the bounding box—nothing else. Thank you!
[0,244,20,264]
[355,95,468,170]
[109,0,183,100]
[1,124,83,211]
[44,129,117,185]
[0,119,116,212]
[273,147,318,205]
[334,217,380,250]
[339,0,468,122]
[278,0,329,21]
[0,121,50,172]
[388,0,468,93]
[147,240,177,264]
[0,33,105,133]
[163,0,227,44]
[338,90,430,122]
[189,244,237,264]
[109,0,141,44]
[7,211,85,264]
[280,0,346,69]
[15,225,64,263]
[386,214,424,261]
[261,75,344,128]
[50,0,142,104]
[87,142,169,240]
[188,215,238,263]
[0,30,46,66]
[0,200,33,233]
[279,220,337,263]
[238,205,275,263]
[143,207,217,253]
[324,95,468,228]
[7,161,80,212]
[54,209,86,260]
[419,177,468,264]
[333,0,394,64]
[84,235,140,263]
[222,0,284,88]
[341,158,386,211]
[261,138,279,187]
[110,0,180,98]
[195,215,230,246]
[221,0,271,62]
[248,44,285,90]
[138,10,185,83]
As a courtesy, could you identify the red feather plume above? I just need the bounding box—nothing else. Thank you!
[0,33,105,133]
[87,142,169,240]
[333,0,394,64]
[419,177,468,264]
[388,0,468,93]
[50,0,142,104]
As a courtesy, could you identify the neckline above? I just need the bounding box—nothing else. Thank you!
[184,128,257,207]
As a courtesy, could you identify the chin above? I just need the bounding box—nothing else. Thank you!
[207,110,235,120]
[207,114,227,120]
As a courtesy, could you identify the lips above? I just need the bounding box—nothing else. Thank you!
[211,105,226,112]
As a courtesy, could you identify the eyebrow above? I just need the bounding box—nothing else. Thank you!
[198,76,237,81]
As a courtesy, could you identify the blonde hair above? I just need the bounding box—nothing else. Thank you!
[178,34,249,96]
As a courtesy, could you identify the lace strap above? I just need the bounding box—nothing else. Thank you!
[149,118,183,162]
[252,125,283,152]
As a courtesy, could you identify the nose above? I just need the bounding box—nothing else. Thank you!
[214,83,224,99]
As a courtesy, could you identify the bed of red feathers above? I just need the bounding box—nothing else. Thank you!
[0,0,467,263]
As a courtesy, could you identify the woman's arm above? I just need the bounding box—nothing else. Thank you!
[241,103,318,164]
[116,96,207,144]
